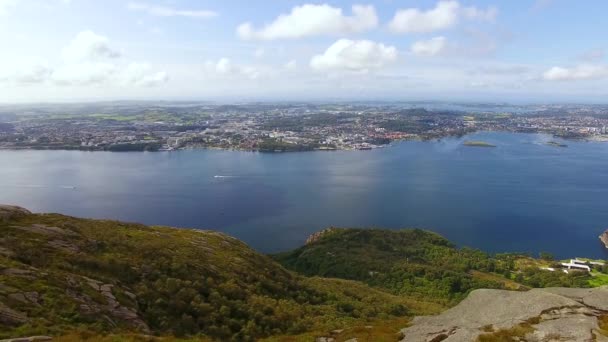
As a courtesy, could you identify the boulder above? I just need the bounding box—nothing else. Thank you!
[600,229,608,248]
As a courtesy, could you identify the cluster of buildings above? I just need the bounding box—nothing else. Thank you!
[1,103,608,152]
[541,259,605,274]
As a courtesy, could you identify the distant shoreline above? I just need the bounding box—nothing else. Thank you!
[0,131,605,153]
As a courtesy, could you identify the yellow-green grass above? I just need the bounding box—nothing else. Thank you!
[469,271,527,291]
[589,272,608,287]
[262,317,411,342]
[477,322,535,342]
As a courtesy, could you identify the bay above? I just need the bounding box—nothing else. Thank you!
[1,131,607,259]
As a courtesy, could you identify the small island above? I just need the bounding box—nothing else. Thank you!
[463,140,497,148]
[547,141,568,148]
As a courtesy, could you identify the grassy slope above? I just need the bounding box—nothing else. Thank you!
[0,212,438,341]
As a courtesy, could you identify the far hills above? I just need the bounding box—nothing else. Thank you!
[1,205,607,341]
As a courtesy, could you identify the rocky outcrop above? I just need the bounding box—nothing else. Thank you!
[306,228,338,245]
[600,229,608,248]
[0,303,27,326]
[77,277,149,333]
[7,292,40,307]
[0,337,52,342]
[11,224,78,237]
[400,286,608,342]
[0,206,30,223]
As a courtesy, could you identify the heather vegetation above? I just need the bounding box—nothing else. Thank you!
[0,211,434,341]
[0,209,601,341]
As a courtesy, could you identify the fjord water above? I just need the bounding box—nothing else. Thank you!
[1,132,607,258]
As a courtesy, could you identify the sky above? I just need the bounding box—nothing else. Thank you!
[1,0,608,103]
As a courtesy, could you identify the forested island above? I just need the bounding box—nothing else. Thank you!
[546,141,568,148]
[463,140,497,147]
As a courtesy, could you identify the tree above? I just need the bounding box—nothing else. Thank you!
[539,252,554,261]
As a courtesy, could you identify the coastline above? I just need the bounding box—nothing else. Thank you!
[0,130,606,153]
[600,230,608,249]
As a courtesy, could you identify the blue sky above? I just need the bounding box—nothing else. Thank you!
[1,0,607,103]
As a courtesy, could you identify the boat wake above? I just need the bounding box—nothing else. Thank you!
[5,184,77,190]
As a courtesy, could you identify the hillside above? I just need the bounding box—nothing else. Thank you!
[273,228,594,305]
[0,206,430,341]
[1,206,605,341]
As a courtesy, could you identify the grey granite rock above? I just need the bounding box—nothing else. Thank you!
[400,287,608,342]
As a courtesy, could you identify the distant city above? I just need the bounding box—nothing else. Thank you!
[1,102,607,152]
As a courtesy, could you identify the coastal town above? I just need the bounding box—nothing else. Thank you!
[0,102,608,152]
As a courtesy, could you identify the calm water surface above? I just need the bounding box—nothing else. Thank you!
[1,132,607,258]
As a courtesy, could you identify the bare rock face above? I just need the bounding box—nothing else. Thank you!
[0,205,31,223]
[0,302,28,326]
[306,228,337,245]
[0,336,52,342]
[75,277,150,333]
[600,229,608,248]
[400,286,608,342]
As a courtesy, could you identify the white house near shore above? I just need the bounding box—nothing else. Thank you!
[561,259,591,272]
[541,259,595,273]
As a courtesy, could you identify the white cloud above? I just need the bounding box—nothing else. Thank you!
[285,60,297,70]
[310,39,397,73]
[388,0,496,34]
[469,81,489,87]
[121,63,169,87]
[254,48,265,58]
[530,0,554,12]
[127,2,217,18]
[237,4,377,40]
[52,62,117,86]
[1,31,167,88]
[411,36,447,56]
[149,27,164,35]
[578,48,605,62]
[543,65,608,81]
[51,62,169,87]
[213,58,233,74]
[470,64,530,75]
[62,30,121,62]
[204,58,271,80]
[462,5,497,21]
[0,58,52,84]
[0,0,19,15]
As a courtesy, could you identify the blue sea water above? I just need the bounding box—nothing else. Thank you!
[1,131,607,258]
